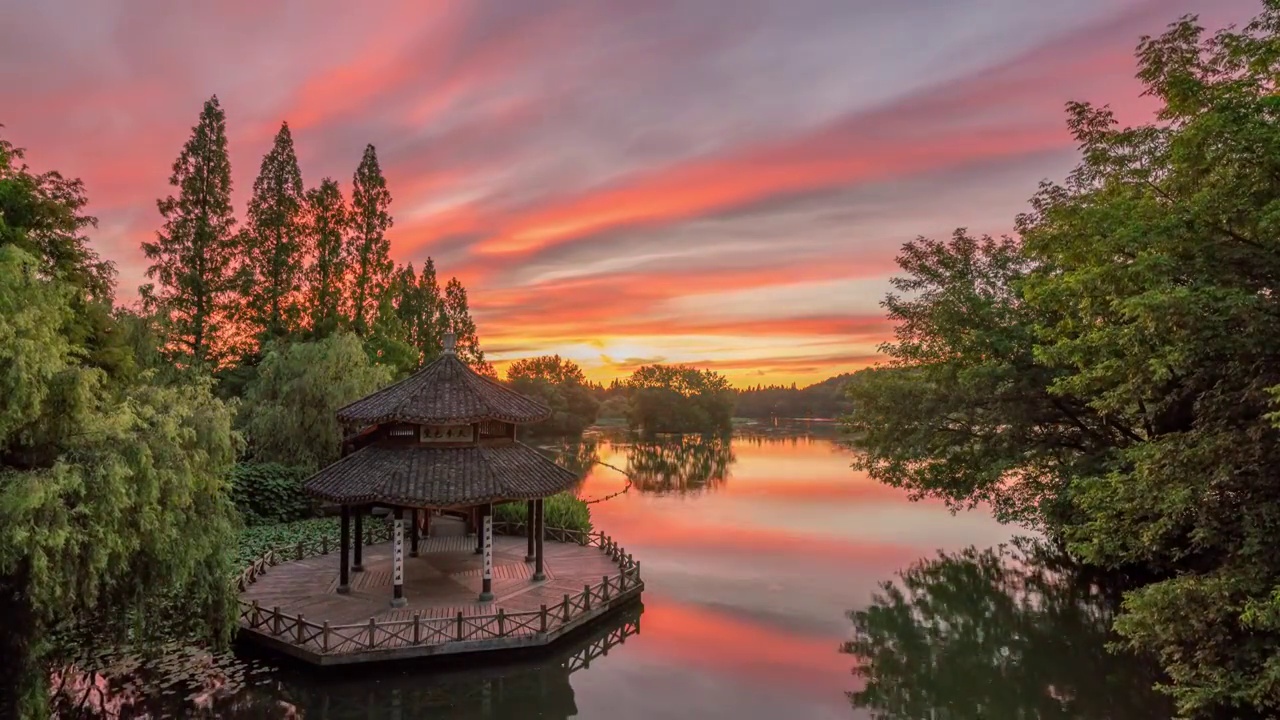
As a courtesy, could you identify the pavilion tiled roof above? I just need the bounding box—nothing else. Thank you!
[302,442,580,506]
[336,352,551,426]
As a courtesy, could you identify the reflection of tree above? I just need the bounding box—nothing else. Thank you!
[57,602,643,719]
[843,541,1172,719]
[548,437,601,483]
[626,434,735,494]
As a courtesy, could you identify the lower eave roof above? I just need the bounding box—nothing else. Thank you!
[302,441,580,507]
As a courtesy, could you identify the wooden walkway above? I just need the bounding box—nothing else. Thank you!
[237,525,643,665]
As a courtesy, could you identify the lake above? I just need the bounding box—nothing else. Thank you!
[86,420,1172,718]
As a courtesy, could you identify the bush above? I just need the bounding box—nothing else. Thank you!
[493,492,592,533]
[230,463,315,525]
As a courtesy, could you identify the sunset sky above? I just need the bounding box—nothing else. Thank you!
[0,0,1257,386]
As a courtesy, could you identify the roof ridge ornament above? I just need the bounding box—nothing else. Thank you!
[443,331,456,354]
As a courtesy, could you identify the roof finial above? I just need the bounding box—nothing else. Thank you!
[443,332,456,354]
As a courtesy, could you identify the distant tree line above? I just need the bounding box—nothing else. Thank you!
[732,374,855,419]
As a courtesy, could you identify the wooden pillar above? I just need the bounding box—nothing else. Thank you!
[338,505,351,594]
[479,504,494,601]
[391,507,407,608]
[525,500,536,561]
[352,506,364,572]
[409,508,420,558]
[474,506,484,554]
[533,498,546,582]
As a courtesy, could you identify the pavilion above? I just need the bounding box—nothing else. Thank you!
[302,333,578,606]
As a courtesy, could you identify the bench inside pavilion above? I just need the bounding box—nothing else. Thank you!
[302,333,578,606]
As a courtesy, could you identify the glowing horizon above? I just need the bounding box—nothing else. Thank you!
[0,0,1256,387]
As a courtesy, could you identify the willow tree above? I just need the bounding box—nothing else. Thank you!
[141,95,239,369]
[0,134,238,718]
[239,332,392,469]
[241,121,306,344]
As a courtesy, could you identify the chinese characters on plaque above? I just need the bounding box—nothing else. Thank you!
[419,424,475,444]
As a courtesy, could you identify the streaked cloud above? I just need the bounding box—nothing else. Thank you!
[0,0,1259,385]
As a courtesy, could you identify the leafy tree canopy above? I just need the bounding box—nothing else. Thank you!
[845,5,1280,714]
[238,332,392,470]
[625,364,734,434]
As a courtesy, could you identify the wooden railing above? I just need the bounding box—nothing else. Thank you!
[235,523,642,657]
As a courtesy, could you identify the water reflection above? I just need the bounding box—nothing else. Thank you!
[623,434,735,494]
[56,603,643,719]
[843,540,1172,719]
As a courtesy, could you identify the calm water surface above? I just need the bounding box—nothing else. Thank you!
[105,421,1171,718]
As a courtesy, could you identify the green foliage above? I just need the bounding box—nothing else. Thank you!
[625,364,734,434]
[230,463,315,525]
[598,395,629,419]
[492,492,592,534]
[508,356,599,437]
[236,518,340,567]
[239,332,391,469]
[240,122,306,343]
[347,144,393,336]
[141,95,240,369]
[844,6,1280,714]
[304,177,350,337]
[442,276,492,374]
[844,541,1171,718]
[414,257,446,363]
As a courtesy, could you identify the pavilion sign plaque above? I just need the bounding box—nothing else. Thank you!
[420,424,475,444]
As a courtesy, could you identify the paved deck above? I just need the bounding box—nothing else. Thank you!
[237,526,643,664]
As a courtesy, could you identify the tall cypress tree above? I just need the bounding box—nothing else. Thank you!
[304,177,349,337]
[442,276,492,374]
[415,257,445,364]
[241,122,306,345]
[141,95,238,369]
[347,144,393,336]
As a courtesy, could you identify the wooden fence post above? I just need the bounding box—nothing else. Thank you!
[456,611,465,641]
[497,609,506,637]
[323,621,331,652]
[562,594,571,622]
[368,617,377,649]
[296,542,304,560]
[540,604,548,633]
[583,584,591,611]
[603,576,610,601]
[413,614,422,645]
[322,537,329,555]
[272,606,282,635]
[296,614,305,644]
[251,600,260,626]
